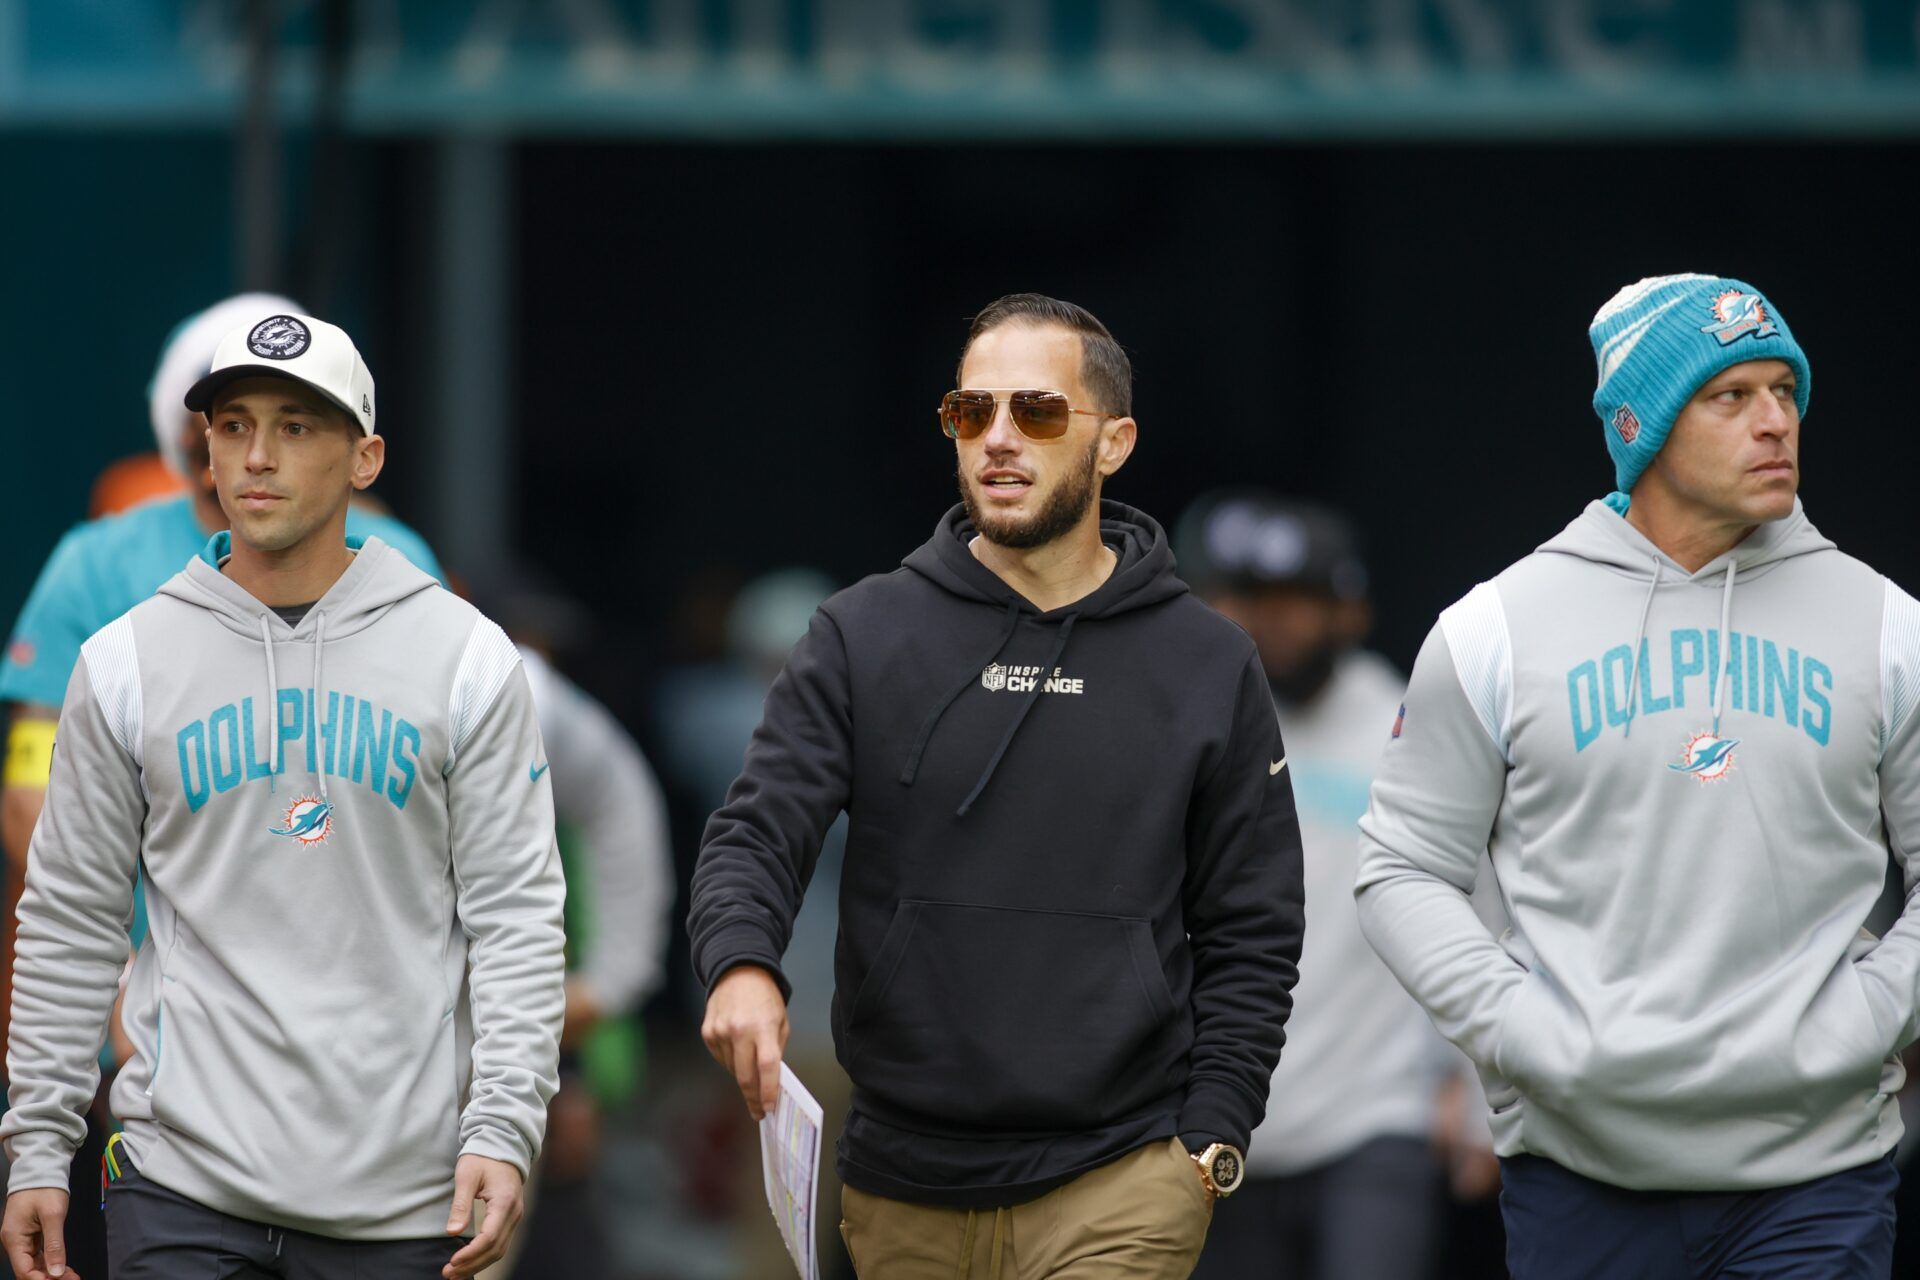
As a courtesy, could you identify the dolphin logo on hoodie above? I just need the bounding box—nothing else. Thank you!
[1670,733,1740,782]
[268,797,334,844]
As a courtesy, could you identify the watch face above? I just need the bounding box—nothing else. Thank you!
[1211,1147,1244,1193]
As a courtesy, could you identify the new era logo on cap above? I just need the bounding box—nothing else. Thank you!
[184,311,377,436]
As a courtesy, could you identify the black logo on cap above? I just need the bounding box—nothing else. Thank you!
[362,395,372,418]
[248,315,310,361]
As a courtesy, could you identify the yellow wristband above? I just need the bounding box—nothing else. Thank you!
[4,718,56,787]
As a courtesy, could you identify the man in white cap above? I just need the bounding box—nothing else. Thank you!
[2,313,566,1280]
[0,295,448,1277]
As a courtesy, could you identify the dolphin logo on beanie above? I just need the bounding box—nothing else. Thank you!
[1589,274,1811,512]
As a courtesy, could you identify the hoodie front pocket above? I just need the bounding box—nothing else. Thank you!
[1491,968,1563,1104]
[844,900,1183,1132]
[1820,961,1901,1097]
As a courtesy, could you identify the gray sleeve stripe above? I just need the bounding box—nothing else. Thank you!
[1439,581,1513,763]
[446,617,522,772]
[80,616,142,767]
[1881,579,1920,755]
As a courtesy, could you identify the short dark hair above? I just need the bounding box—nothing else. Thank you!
[958,293,1133,419]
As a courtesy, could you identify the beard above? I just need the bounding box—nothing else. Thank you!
[959,435,1101,550]
[1267,645,1341,709]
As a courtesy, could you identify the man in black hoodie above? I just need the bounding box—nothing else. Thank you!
[689,294,1304,1277]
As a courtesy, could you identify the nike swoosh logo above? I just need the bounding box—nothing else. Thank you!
[1269,758,1288,776]
[529,763,549,782]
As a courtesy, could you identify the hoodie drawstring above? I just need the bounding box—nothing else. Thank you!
[257,615,280,792]
[260,610,332,798]
[900,601,1022,787]
[956,613,1077,819]
[1624,554,1740,740]
[1710,560,1737,736]
[1621,558,1663,738]
[312,611,330,801]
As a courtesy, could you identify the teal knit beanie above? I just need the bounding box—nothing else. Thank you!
[1589,274,1811,514]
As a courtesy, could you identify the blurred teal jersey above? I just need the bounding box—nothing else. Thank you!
[1,494,446,709]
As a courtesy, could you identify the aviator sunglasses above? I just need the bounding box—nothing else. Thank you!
[939,388,1113,442]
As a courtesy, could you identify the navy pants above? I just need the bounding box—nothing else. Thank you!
[107,1167,459,1279]
[1500,1153,1898,1280]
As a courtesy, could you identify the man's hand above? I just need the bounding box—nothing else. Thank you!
[3,1188,76,1280]
[559,976,601,1052]
[700,965,789,1121]
[442,1155,524,1280]
[1431,1074,1501,1202]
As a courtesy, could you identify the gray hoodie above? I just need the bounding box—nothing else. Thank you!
[1356,499,1920,1191]
[3,535,567,1238]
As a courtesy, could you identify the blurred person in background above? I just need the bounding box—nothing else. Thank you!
[1178,492,1496,1280]
[655,567,857,1279]
[87,453,185,518]
[479,579,677,1279]
[1,311,562,1280]
[1358,274,1913,1278]
[657,569,841,820]
[689,293,1304,1277]
[0,293,447,1279]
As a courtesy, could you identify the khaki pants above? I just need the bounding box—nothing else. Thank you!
[840,1137,1213,1279]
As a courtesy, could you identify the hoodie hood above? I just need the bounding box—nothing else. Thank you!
[164,531,437,640]
[903,500,1189,618]
[156,534,439,798]
[1538,497,1834,582]
[896,501,1189,816]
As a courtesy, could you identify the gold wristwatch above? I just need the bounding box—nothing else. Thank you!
[1190,1143,1245,1198]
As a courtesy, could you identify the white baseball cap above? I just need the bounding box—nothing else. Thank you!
[184,312,376,435]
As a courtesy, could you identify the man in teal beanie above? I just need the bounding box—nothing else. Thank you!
[1357,274,1912,1278]
[1590,273,1811,513]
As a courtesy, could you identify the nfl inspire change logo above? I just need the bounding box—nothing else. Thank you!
[981,663,1008,692]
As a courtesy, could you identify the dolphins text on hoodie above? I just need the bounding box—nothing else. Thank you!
[2,536,568,1239]
[1356,500,1920,1191]
[687,503,1305,1208]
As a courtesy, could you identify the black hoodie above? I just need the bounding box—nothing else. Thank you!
[688,502,1304,1207]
